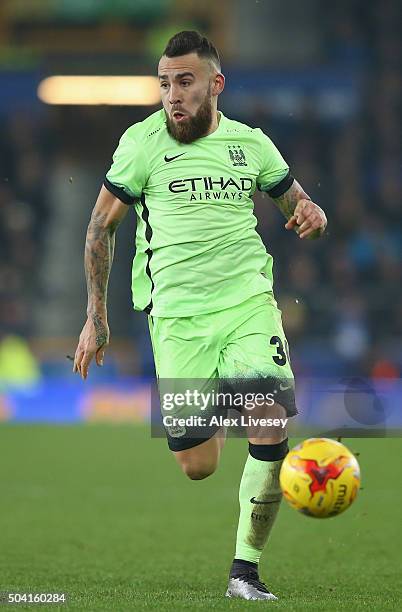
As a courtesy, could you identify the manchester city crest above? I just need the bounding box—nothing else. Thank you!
[228,145,247,167]
[167,424,187,438]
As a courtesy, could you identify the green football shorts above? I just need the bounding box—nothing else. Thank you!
[149,292,297,451]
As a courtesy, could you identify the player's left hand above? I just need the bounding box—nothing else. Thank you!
[285,199,327,239]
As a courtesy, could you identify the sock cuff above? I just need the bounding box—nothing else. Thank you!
[231,558,258,575]
[248,438,289,461]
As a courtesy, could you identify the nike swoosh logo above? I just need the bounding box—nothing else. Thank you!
[279,383,292,391]
[164,153,187,162]
[250,497,277,505]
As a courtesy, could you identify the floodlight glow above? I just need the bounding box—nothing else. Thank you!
[37,76,161,106]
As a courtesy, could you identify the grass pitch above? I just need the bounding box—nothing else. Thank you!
[0,424,401,610]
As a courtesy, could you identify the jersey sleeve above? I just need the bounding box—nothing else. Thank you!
[104,127,147,205]
[255,129,293,196]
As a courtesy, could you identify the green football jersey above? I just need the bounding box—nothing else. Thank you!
[105,109,291,317]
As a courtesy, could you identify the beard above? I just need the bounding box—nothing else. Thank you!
[165,91,213,144]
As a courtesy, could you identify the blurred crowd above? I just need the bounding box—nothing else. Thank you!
[0,114,50,335]
[0,0,400,380]
[252,0,401,377]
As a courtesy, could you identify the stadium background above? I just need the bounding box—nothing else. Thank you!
[1,0,401,425]
[0,2,401,609]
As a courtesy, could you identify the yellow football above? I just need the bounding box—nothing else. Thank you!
[280,438,361,518]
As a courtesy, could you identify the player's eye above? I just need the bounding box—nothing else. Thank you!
[181,81,191,87]
[160,82,169,89]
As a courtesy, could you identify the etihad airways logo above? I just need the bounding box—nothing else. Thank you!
[169,176,254,203]
[169,176,253,193]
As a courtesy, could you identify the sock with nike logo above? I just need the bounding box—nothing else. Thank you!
[234,439,288,564]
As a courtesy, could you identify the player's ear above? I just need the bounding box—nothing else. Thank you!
[211,73,225,96]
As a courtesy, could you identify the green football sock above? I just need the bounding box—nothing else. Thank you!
[234,447,285,565]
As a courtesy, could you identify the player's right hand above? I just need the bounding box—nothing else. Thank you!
[73,314,109,380]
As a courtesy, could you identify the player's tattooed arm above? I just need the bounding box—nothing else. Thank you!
[271,179,310,221]
[74,186,128,379]
[271,179,327,239]
[85,208,118,318]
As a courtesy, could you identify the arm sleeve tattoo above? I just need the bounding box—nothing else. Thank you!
[271,179,311,220]
[84,210,119,346]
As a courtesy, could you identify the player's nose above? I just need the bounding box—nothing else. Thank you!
[168,85,182,105]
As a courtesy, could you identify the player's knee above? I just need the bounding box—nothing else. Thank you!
[181,461,217,480]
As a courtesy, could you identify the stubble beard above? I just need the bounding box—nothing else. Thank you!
[165,90,213,144]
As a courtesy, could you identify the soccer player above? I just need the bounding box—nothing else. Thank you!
[73,31,327,601]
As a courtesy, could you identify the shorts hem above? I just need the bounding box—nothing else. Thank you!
[166,430,220,452]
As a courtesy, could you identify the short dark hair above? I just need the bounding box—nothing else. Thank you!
[163,31,221,70]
